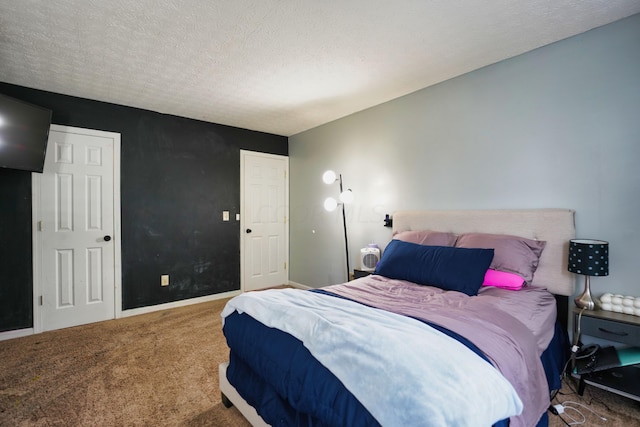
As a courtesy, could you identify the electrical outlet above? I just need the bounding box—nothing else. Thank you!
[161,275,169,286]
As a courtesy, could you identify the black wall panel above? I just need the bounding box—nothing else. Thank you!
[0,168,33,331]
[0,82,288,330]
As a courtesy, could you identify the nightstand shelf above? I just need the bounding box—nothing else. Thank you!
[573,308,640,402]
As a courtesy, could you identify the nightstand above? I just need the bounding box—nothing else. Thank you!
[352,269,372,279]
[573,307,640,401]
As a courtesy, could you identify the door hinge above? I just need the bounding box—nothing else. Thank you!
[284,262,287,270]
[39,295,43,306]
[38,221,44,231]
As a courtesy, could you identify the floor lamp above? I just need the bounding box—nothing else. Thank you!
[323,170,353,282]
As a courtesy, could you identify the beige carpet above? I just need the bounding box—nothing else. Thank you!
[549,377,640,426]
[0,298,250,427]
[1,297,638,426]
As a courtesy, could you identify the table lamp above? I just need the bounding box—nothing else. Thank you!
[568,239,609,310]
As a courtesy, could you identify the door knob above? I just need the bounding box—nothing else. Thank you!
[246,229,252,234]
[104,235,112,242]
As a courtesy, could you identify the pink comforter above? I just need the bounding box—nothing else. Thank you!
[324,275,557,427]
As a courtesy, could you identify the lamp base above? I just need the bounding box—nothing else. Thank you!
[574,293,596,310]
[574,276,596,310]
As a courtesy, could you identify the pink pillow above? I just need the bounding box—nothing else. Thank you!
[482,269,526,290]
[393,230,457,247]
[455,233,546,283]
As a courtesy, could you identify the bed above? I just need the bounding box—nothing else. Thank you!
[219,209,576,427]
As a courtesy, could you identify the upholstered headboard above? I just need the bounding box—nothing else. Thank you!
[391,209,576,296]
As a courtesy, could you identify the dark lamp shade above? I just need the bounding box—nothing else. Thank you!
[568,239,609,277]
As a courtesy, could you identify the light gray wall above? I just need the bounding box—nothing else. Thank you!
[289,14,640,301]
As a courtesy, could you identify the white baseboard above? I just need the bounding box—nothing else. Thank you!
[0,291,242,342]
[0,327,34,342]
[287,281,312,290]
[1,286,311,342]
[119,290,242,318]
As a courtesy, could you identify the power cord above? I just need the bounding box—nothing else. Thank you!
[557,307,587,394]
[571,308,587,361]
[565,309,601,376]
[548,308,609,424]
[551,401,608,425]
[549,404,571,426]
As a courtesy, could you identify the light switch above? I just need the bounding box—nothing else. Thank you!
[223,211,230,221]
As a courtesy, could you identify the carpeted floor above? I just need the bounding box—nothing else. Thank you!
[0,297,250,427]
[1,296,638,426]
[549,377,640,426]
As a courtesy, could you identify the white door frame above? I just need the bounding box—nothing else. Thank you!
[32,124,122,334]
[240,150,289,292]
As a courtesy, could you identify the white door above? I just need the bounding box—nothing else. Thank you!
[241,151,288,291]
[34,125,121,332]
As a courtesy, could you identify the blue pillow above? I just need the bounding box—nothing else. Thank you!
[374,239,494,296]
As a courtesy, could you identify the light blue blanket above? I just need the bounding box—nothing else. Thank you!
[222,289,523,427]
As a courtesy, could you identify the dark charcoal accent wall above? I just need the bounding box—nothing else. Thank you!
[0,82,288,331]
[0,168,33,331]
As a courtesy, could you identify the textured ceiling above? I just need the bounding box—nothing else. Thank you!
[1,1,639,136]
